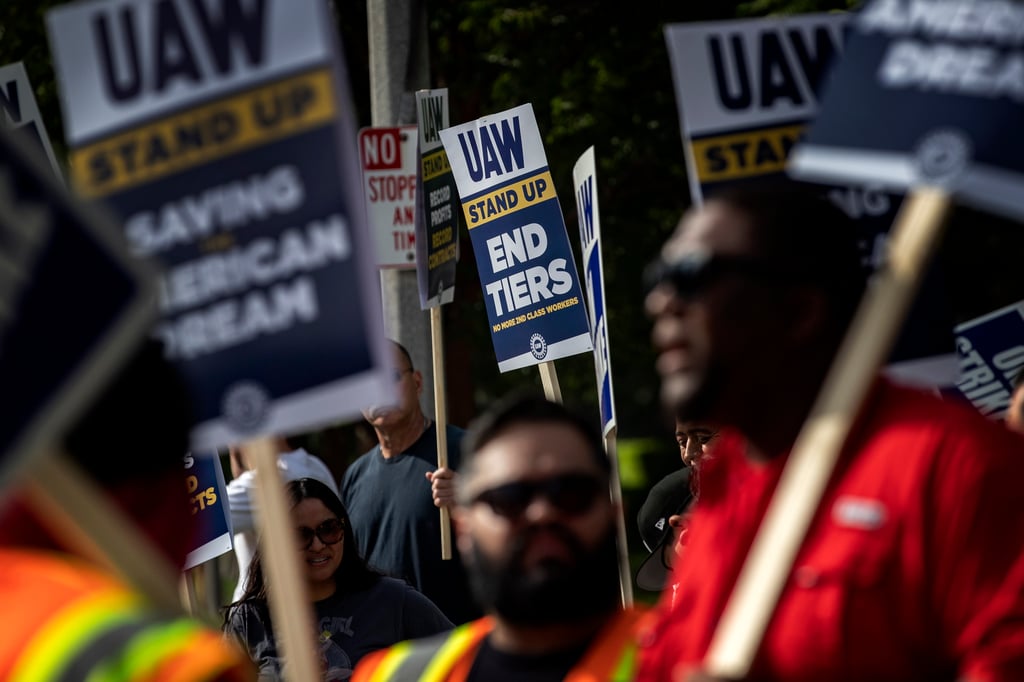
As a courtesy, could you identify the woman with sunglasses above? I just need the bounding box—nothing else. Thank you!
[224,478,453,681]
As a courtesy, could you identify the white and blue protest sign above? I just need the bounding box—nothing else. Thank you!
[789,0,1024,221]
[47,0,393,449]
[415,89,460,308]
[183,451,232,569]
[0,62,63,180]
[439,104,592,372]
[942,302,1024,419]
[665,12,957,386]
[664,13,849,201]
[572,147,616,436]
[0,125,154,487]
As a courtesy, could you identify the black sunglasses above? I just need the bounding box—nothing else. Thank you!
[296,518,344,549]
[643,250,798,299]
[469,473,604,519]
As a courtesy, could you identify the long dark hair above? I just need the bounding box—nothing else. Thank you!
[223,478,381,626]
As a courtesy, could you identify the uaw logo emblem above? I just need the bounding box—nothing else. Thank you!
[529,333,548,360]
[223,381,271,432]
[914,128,971,185]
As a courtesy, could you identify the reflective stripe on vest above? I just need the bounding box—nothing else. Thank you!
[368,619,491,682]
[10,584,211,682]
[366,610,643,682]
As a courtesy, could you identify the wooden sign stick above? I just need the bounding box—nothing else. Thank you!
[248,436,320,682]
[430,306,453,560]
[604,428,634,607]
[705,187,953,677]
[538,361,563,403]
[180,569,199,616]
[23,449,182,613]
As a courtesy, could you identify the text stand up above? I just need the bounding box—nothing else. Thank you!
[430,307,453,560]
[250,436,320,682]
[705,188,952,677]
[23,450,182,613]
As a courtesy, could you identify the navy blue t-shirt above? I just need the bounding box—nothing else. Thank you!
[340,423,481,625]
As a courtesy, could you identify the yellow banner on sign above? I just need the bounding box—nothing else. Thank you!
[421,149,451,182]
[70,69,337,198]
[462,170,555,229]
[690,124,805,183]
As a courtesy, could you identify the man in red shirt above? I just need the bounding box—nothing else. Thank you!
[638,183,1024,681]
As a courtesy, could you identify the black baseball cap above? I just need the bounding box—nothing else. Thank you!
[635,468,694,592]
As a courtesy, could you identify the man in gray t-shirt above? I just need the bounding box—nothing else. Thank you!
[340,341,480,625]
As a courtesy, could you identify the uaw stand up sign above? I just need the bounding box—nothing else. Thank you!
[440,103,592,373]
[47,0,392,450]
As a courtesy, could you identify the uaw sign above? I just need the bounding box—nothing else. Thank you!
[573,147,616,436]
[359,125,418,268]
[664,13,848,200]
[0,125,153,487]
[440,103,592,372]
[47,0,393,449]
[414,89,460,308]
[789,0,1024,221]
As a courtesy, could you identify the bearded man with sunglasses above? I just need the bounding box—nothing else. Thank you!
[352,393,645,682]
[637,183,1024,682]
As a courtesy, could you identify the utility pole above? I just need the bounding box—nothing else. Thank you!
[367,0,434,412]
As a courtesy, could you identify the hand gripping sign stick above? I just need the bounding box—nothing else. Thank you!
[248,436,321,682]
[704,188,952,677]
[430,307,453,560]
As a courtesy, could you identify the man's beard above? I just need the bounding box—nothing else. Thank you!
[466,523,621,626]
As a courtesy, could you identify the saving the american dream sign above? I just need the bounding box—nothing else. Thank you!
[439,104,592,372]
[47,0,393,449]
[789,0,1024,221]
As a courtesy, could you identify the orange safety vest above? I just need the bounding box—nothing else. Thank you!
[0,548,253,682]
[353,608,645,682]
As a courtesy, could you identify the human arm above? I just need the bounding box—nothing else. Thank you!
[225,473,256,534]
[425,467,458,510]
[229,446,249,480]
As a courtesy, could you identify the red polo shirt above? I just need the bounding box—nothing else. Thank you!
[636,380,1024,682]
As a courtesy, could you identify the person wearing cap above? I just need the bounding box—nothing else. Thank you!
[636,468,695,605]
[675,421,717,469]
